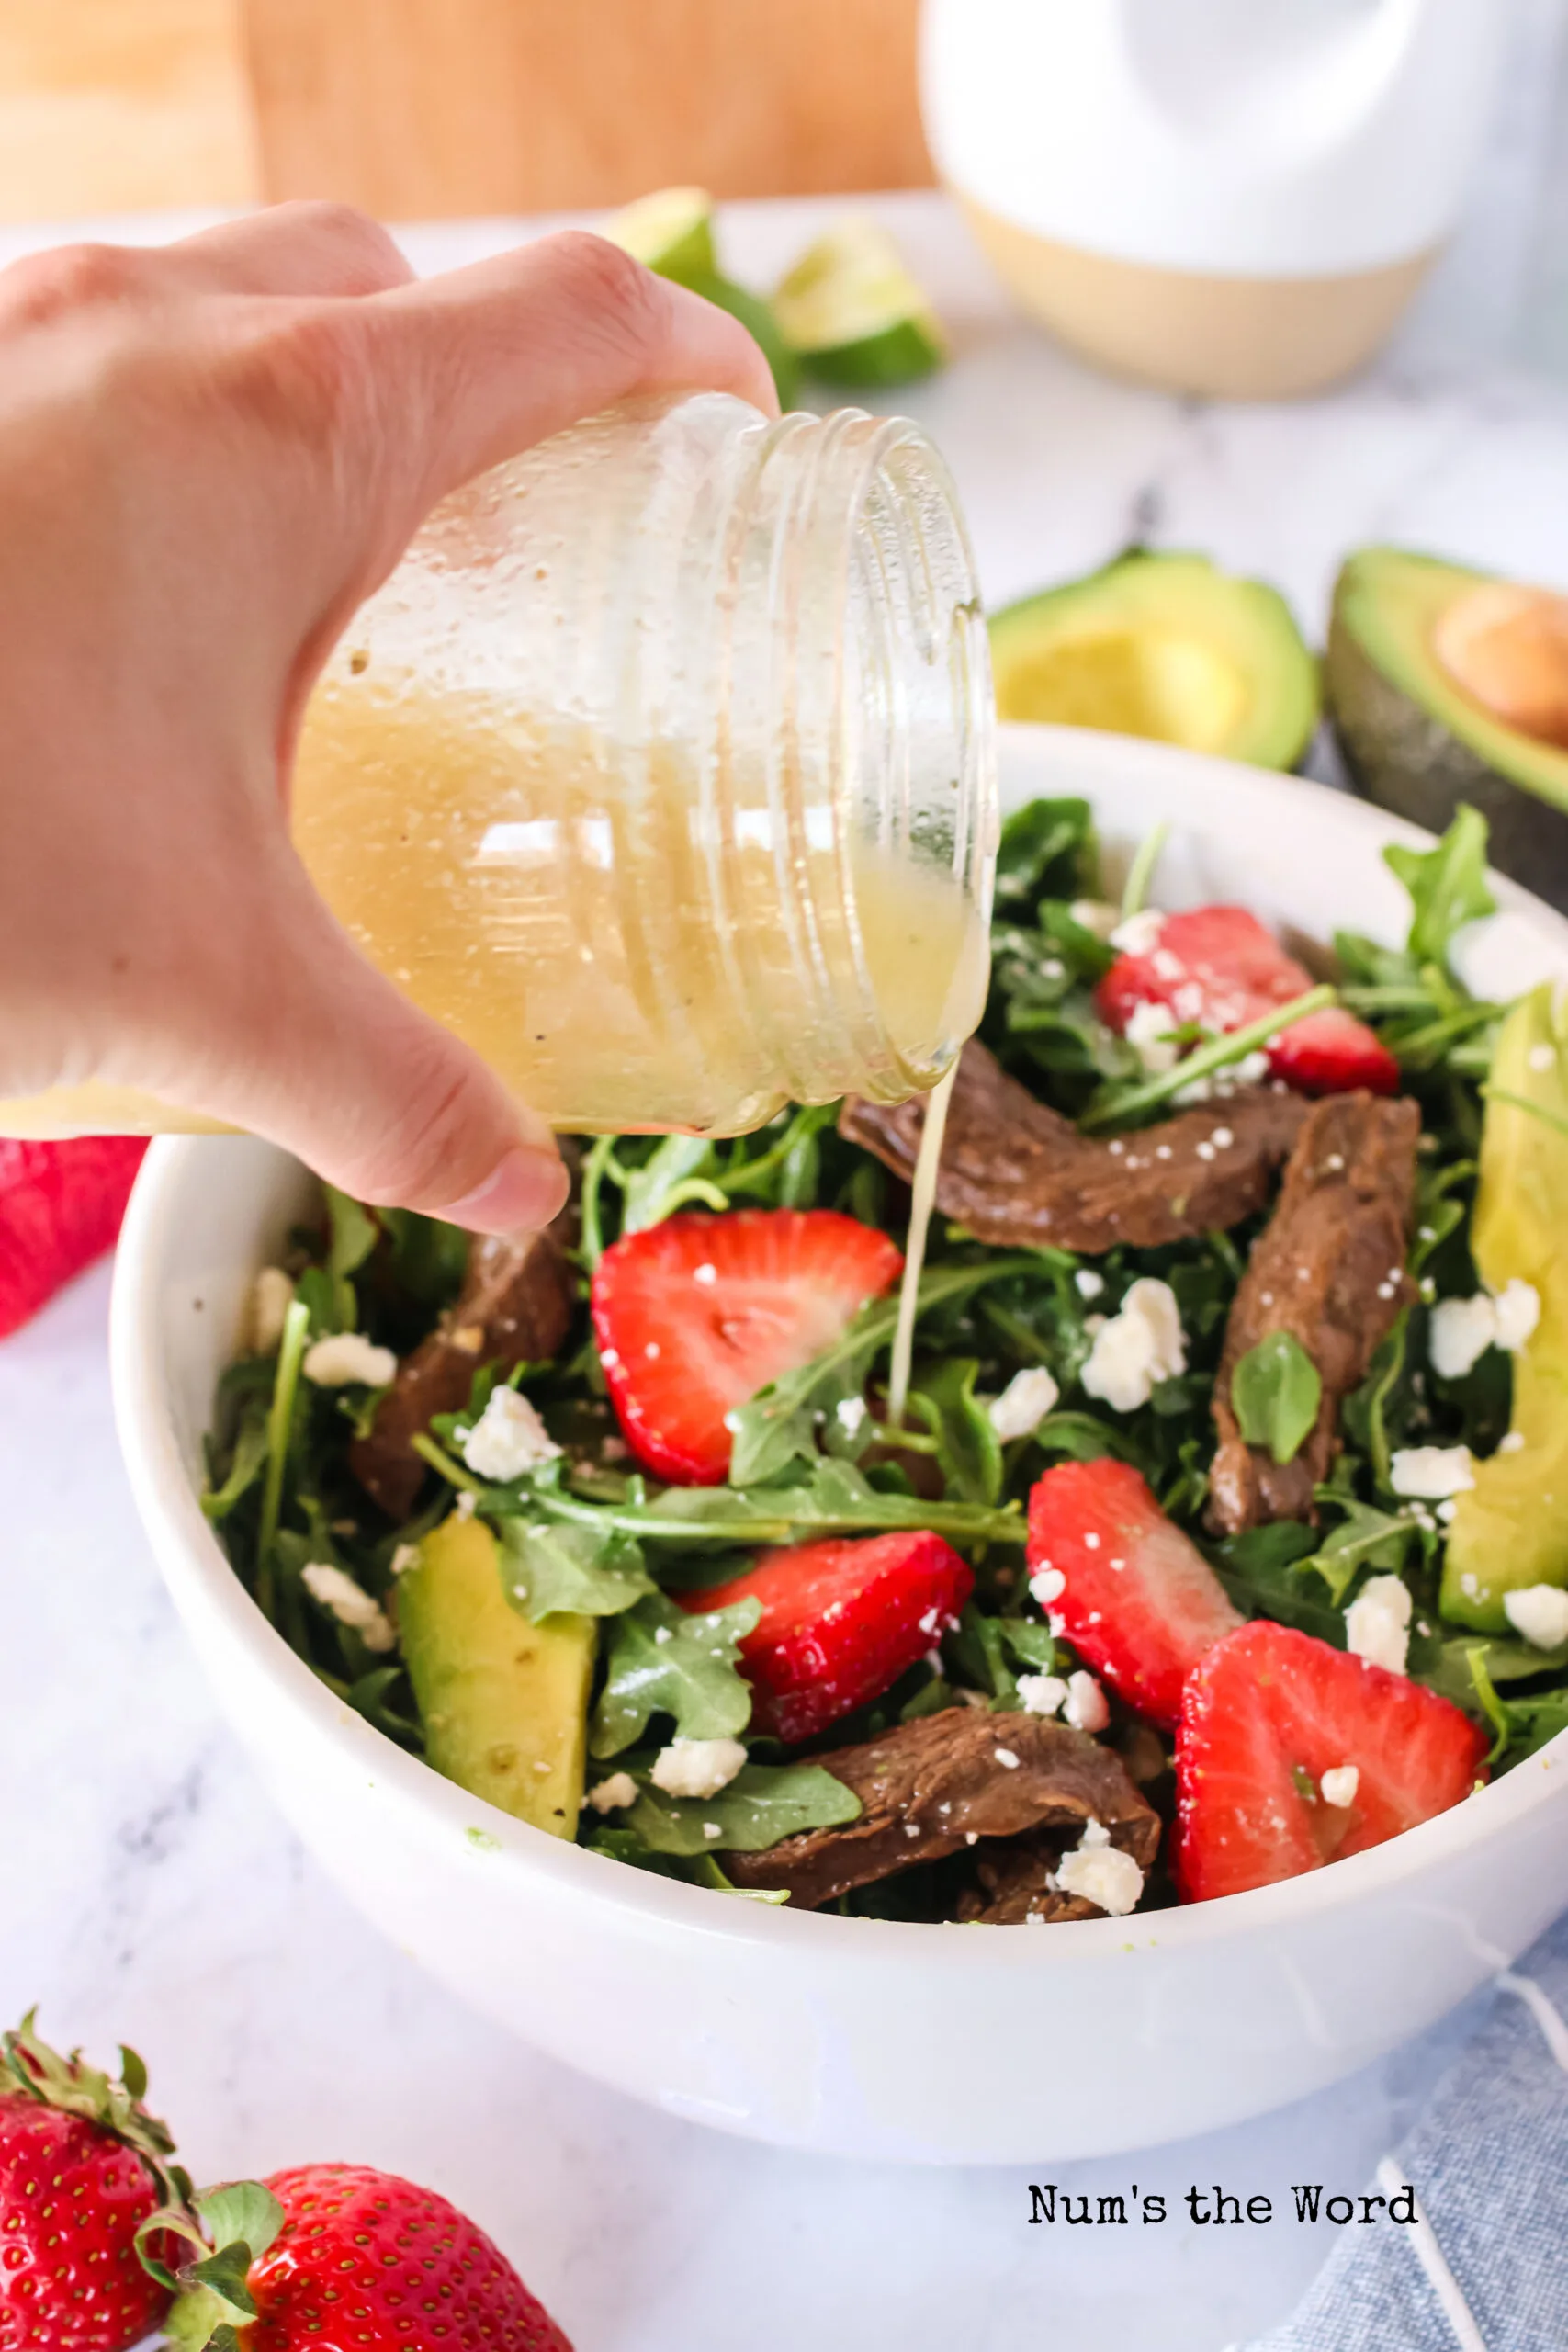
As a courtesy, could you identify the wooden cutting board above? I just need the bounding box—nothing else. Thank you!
[239,0,932,217]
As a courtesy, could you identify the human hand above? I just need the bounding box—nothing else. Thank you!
[0,206,776,1232]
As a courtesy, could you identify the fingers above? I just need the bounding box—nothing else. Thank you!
[166,853,567,1236]
[167,202,416,300]
[350,231,781,514]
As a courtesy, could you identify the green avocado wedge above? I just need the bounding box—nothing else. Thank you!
[1442,984,1568,1630]
[1327,548,1568,909]
[988,551,1319,771]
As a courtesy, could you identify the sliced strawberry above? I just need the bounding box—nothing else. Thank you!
[1175,1619,1488,1903]
[686,1530,973,1743]
[0,1137,149,1340]
[1027,1459,1243,1727]
[592,1207,903,1484]
[1096,905,1399,1096]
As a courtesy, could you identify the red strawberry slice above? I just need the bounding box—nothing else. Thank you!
[1027,1459,1243,1727]
[1175,1619,1488,1903]
[687,1530,973,1743]
[592,1207,903,1484]
[1096,905,1399,1096]
[0,1137,149,1340]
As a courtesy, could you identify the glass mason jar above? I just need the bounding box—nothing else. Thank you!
[0,393,995,1141]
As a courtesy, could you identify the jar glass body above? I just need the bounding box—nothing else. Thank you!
[290,392,997,1136]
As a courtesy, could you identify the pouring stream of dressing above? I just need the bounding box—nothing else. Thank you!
[886,1060,958,1427]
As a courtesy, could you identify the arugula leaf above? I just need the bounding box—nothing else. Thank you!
[1231,1331,1322,1465]
[379,1207,471,1309]
[1343,1309,1411,1488]
[201,1397,270,1524]
[908,1357,1004,1507]
[1213,1521,1347,1645]
[1384,805,1495,969]
[627,1762,860,1856]
[1298,1499,1415,1605]
[498,1518,654,1622]
[1031,1411,1146,1468]
[994,796,1099,912]
[619,1134,728,1231]
[591,1591,761,1757]
[946,1600,1020,1708]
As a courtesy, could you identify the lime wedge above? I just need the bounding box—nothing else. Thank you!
[775,220,948,388]
[602,186,716,285]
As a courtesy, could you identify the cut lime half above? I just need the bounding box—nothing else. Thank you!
[774,220,948,388]
[602,185,716,285]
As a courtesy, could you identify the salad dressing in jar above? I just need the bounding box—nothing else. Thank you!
[0,394,996,1143]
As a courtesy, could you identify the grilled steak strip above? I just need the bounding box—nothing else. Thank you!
[723,1707,1159,1910]
[953,1837,1105,1927]
[840,1041,1306,1255]
[350,1226,577,1518]
[1208,1091,1421,1535]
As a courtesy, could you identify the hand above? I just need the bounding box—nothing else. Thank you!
[0,206,776,1233]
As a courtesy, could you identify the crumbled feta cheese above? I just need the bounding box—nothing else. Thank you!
[1211,1126,1234,1151]
[1074,1269,1104,1301]
[1429,1282,1540,1378]
[1503,1584,1568,1651]
[1016,1673,1068,1717]
[703,1823,723,1841]
[1320,1765,1359,1809]
[248,1266,295,1354]
[454,1488,477,1520]
[1053,1837,1143,1917]
[1063,1669,1110,1733]
[1123,999,1180,1073]
[693,1261,718,1285]
[389,1543,420,1577]
[1029,1566,1066,1608]
[1389,1444,1475,1501]
[1109,907,1164,956]
[1070,898,1120,939]
[994,1747,1021,1770]
[302,1331,397,1388]
[1079,1816,1111,1848]
[987,1366,1060,1443]
[1080,1278,1185,1413]
[460,1385,562,1482]
[1345,1573,1412,1675]
[834,1395,869,1438]
[649,1736,747,1800]
[301,1562,396,1652]
[586,1772,639,1814]
[1499,1430,1527,1454]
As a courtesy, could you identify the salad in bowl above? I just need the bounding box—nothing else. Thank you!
[198,786,1568,1939]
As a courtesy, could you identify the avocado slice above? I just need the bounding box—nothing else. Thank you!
[400,1514,593,1838]
[1441,984,1568,1629]
[987,551,1318,770]
[1327,548,1568,906]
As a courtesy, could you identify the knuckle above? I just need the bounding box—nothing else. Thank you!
[0,240,142,328]
[540,229,669,356]
[214,299,369,451]
[342,1061,480,1209]
[268,199,411,291]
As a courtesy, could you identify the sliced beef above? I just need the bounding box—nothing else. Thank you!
[722,1705,1159,1911]
[840,1041,1306,1256]
[1208,1091,1420,1535]
[953,1838,1103,1927]
[350,1226,577,1518]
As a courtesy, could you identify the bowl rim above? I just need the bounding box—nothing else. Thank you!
[110,724,1568,1973]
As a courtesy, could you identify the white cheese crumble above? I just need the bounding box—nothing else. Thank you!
[1074,1269,1104,1301]
[1016,1673,1068,1718]
[1070,898,1121,939]
[1063,1669,1110,1733]
[1320,1765,1359,1809]
[834,1396,869,1438]
[649,1737,747,1800]
[301,1331,397,1388]
[1123,999,1180,1073]
[987,1366,1060,1443]
[994,1747,1021,1770]
[248,1266,295,1355]
[1389,1444,1475,1501]
[1109,907,1165,956]
[459,1385,562,1482]
[1499,1430,1527,1454]
[389,1543,420,1577]
[586,1772,639,1814]
[1428,1281,1540,1378]
[301,1562,396,1652]
[1345,1574,1413,1676]
[1029,1566,1066,1608]
[1053,1834,1143,1917]
[1502,1584,1568,1651]
[1080,1278,1185,1413]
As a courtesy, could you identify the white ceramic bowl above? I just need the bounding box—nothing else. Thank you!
[111,728,1568,2164]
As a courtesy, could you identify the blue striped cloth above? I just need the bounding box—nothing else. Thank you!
[1245,1910,1568,2352]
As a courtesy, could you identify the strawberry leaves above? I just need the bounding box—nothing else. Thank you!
[139,2179,284,2349]
[1,2009,188,2206]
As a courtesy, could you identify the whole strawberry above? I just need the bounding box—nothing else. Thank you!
[153,2164,572,2351]
[0,2011,185,2352]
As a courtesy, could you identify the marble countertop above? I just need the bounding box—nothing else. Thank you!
[6,28,1568,2345]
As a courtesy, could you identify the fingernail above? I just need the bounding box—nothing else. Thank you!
[437,1143,569,1237]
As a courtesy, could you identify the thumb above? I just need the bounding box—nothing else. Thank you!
[172,857,568,1236]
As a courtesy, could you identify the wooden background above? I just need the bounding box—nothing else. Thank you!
[0,0,931,220]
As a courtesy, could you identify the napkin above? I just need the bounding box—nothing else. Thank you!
[1245,1906,1568,2352]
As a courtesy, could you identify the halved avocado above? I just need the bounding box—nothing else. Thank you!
[988,551,1319,770]
[1327,548,1568,907]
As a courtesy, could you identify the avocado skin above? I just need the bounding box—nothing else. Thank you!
[1441,985,1568,1629]
[1327,549,1568,910]
[400,1515,593,1838]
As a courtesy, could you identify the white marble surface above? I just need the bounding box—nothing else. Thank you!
[6,15,1568,2342]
